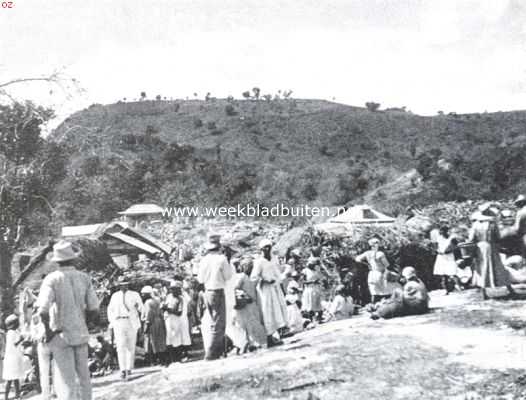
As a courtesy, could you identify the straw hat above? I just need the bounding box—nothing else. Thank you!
[258,238,273,249]
[49,240,81,262]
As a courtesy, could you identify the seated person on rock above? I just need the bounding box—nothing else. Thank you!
[368,267,429,320]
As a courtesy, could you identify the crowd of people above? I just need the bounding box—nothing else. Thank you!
[2,195,526,400]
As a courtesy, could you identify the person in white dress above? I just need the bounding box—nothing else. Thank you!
[107,278,143,380]
[251,239,288,347]
[2,314,25,400]
[355,237,400,303]
[301,257,323,322]
[163,281,191,363]
[432,226,460,294]
[284,280,304,333]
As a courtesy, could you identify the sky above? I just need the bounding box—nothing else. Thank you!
[1,0,526,126]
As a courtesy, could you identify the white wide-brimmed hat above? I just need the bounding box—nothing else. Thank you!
[402,266,417,280]
[49,240,81,262]
[258,238,272,249]
[141,285,153,294]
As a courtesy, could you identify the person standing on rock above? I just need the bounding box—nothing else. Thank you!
[107,277,143,380]
[36,240,99,400]
[251,239,288,347]
[197,233,233,360]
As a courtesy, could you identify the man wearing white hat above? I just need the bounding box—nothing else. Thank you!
[107,277,143,380]
[36,240,99,400]
[251,239,288,347]
[197,233,233,360]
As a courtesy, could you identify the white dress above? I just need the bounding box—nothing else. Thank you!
[433,236,458,276]
[165,294,190,347]
[251,257,288,335]
[2,330,25,381]
[285,294,304,333]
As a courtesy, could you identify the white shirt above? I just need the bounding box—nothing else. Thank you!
[107,290,143,331]
[198,252,233,290]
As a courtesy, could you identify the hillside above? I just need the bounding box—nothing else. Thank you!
[44,97,526,228]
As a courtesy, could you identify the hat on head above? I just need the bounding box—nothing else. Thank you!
[307,256,320,266]
[470,211,481,221]
[402,266,417,280]
[501,209,513,218]
[335,284,345,293]
[170,280,183,289]
[287,280,300,294]
[141,285,153,295]
[49,240,81,262]
[368,237,380,246]
[258,238,272,249]
[5,314,18,329]
[116,276,130,286]
[205,232,221,250]
[514,194,526,207]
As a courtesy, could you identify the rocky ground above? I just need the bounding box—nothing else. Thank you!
[65,289,526,400]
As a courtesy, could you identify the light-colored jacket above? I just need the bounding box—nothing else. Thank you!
[107,290,144,332]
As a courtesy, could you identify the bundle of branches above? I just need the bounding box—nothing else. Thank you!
[299,222,436,288]
[413,199,517,233]
[71,238,113,272]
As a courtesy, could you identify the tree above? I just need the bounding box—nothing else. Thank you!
[242,91,251,100]
[155,95,161,101]
[140,91,147,101]
[0,72,70,320]
[252,87,260,100]
[365,102,380,112]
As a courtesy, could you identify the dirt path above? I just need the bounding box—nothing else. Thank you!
[27,289,526,400]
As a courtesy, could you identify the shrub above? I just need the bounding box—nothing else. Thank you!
[225,104,236,116]
[207,121,217,130]
[193,118,203,128]
[210,129,223,136]
[365,102,380,112]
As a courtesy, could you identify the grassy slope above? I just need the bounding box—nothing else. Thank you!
[50,99,526,217]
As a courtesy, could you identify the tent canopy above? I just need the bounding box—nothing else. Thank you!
[329,204,395,224]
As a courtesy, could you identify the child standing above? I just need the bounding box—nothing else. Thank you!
[3,315,25,400]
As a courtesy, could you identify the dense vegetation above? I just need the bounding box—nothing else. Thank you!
[4,95,526,243]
